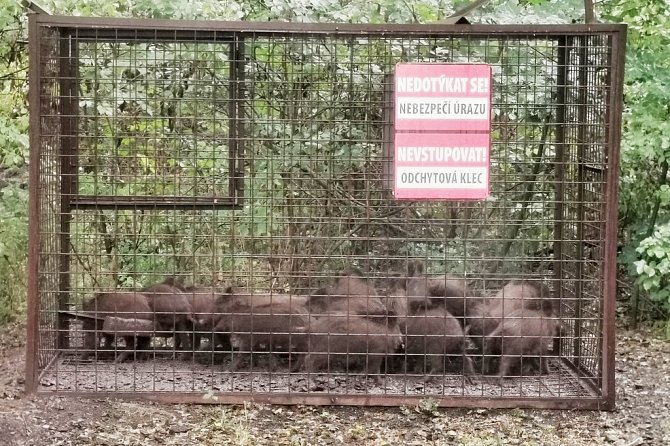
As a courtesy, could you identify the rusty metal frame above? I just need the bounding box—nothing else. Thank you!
[602,28,626,412]
[49,391,613,410]
[553,35,567,359]
[29,14,626,35]
[26,14,627,410]
[25,12,41,393]
[57,28,78,352]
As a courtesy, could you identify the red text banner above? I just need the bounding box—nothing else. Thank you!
[394,131,490,200]
[394,63,492,132]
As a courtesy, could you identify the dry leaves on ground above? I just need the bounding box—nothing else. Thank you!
[0,324,668,445]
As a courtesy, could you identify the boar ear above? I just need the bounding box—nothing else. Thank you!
[214,290,234,310]
[427,282,444,297]
[406,261,416,277]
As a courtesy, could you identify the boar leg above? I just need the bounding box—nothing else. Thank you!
[226,344,247,372]
[364,355,384,385]
[499,355,523,378]
[463,355,476,376]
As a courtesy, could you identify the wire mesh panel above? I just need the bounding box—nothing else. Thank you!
[27,16,626,409]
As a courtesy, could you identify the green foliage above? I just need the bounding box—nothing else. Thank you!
[0,114,28,167]
[0,0,26,62]
[603,0,670,321]
[0,184,28,323]
[42,0,244,20]
[0,0,28,168]
[634,223,670,311]
[480,0,586,24]
[0,0,29,323]
[17,2,605,287]
[415,397,440,417]
[604,0,670,48]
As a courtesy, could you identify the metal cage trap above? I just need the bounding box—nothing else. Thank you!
[26,14,625,409]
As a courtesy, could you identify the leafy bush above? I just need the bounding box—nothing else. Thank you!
[0,0,28,323]
[634,223,670,311]
[0,184,28,323]
[602,0,670,323]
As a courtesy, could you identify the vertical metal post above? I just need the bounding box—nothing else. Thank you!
[229,35,245,204]
[572,36,590,368]
[25,13,42,393]
[553,36,569,357]
[602,28,627,410]
[382,73,394,192]
[583,0,596,24]
[58,29,78,351]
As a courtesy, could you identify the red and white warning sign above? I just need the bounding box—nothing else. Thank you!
[393,63,492,200]
[394,132,490,200]
[395,64,492,132]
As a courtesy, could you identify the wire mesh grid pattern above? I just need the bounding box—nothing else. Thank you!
[26,16,625,409]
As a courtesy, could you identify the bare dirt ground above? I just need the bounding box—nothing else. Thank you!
[1,322,668,446]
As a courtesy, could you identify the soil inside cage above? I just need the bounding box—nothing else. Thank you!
[39,352,598,401]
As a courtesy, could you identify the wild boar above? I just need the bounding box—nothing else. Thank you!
[142,280,196,352]
[300,314,402,384]
[307,271,391,325]
[481,307,560,377]
[213,290,310,371]
[81,291,153,362]
[404,308,475,380]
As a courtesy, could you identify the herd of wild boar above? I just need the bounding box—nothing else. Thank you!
[79,260,561,381]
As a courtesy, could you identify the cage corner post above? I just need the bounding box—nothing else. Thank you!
[25,12,42,393]
[601,24,628,411]
[57,26,78,356]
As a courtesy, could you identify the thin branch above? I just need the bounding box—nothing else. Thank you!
[315,222,366,272]
[0,67,28,81]
[299,165,367,209]
[491,113,552,274]
[69,241,101,289]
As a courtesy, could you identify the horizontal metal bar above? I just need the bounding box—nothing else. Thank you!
[35,391,612,410]
[67,29,237,42]
[581,164,606,174]
[35,14,627,37]
[70,195,241,210]
[58,310,105,321]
